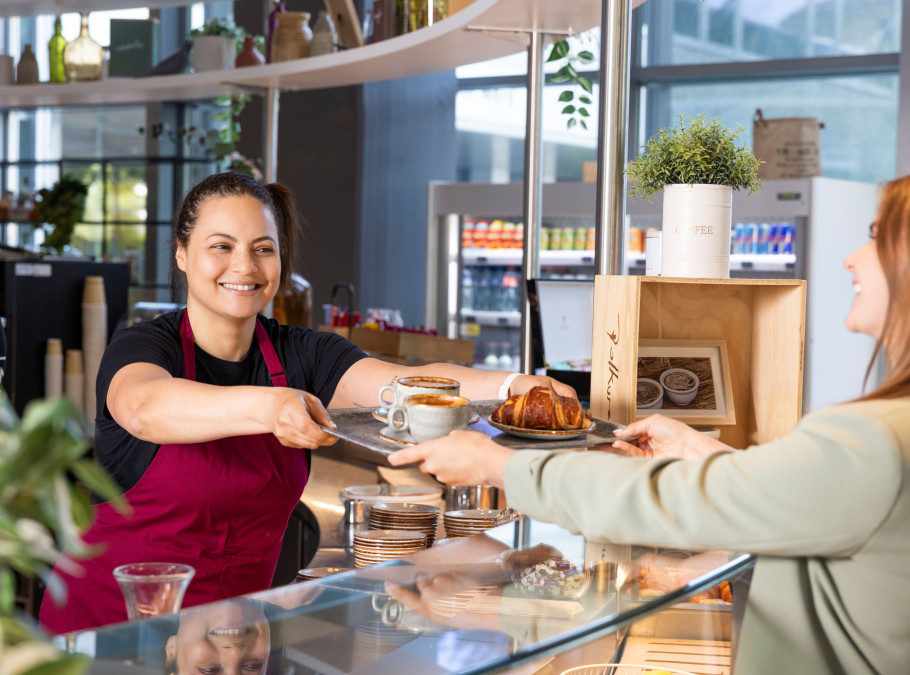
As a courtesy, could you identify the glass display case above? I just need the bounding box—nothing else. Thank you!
[426,177,879,411]
[61,517,754,675]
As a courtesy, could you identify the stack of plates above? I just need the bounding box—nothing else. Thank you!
[353,529,427,568]
[296,566,352,582]
[351,620,417,669]
[443,509,500,538]
[369,503,440,547]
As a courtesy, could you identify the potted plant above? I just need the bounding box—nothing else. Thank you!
[626,114,762,278]
[189,17,244,72]
[33,176,88,255]
[0,394,126,673]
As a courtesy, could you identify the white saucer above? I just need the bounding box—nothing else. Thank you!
[373,407,481,425]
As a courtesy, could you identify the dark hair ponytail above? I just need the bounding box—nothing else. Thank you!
[172,171,301,288]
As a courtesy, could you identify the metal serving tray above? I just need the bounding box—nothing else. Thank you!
[321,400,629,458]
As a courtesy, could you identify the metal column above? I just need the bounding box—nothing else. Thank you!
[594,0,633,277]
[519,31,546,374]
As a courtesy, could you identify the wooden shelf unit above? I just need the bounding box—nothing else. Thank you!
[590,275,806,449]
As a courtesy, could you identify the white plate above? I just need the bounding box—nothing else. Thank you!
[486,417,596,440]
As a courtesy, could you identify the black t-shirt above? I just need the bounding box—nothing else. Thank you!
[96,311,367,493]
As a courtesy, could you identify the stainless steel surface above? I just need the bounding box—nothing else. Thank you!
[520,29,545,374]
[445,485,499,511]
[595,0,632,277]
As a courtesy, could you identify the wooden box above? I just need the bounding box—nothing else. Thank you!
[591,276,806,448]
[320,326,475,366]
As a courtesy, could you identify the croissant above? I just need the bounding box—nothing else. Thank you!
[491,386,588,430]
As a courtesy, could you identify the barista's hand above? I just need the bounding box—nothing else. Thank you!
[388,430,513,489]
[508,374,578,401]
[612,414,733,460]
[384,575,503,632]
[268,388,338,449]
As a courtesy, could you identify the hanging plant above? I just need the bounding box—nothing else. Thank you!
[32,176,89,254]
[547,38,595,131]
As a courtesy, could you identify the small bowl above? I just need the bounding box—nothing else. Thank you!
[512,558,592,599]
[660,368,699,405]
[636,378,664,409]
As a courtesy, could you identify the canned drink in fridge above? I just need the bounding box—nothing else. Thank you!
[757,223,770,254]
[744,223,757,254]
[768,224,780,254]
[541,226,552,251]
[462,219,475,250]
[574,227,588,251]
[561,228,575,250]
[549,227,562,251]
[514,222,524,249]
[586,227,595,250]
[732,223,745,254]
[473,220,489,249]
[781,223,795,254]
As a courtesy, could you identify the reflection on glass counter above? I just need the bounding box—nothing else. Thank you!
[64,518,753,675]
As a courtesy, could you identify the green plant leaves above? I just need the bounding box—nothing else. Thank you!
[626,114,763,200]
[548,38,597,131]
[32,176,88,254]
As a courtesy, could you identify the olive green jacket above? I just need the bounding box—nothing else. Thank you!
[504,399,910,674]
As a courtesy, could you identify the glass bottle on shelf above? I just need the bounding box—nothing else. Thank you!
[48,16,68,83]
[395,0,410,35]
[310,11,337,56]
[461,267,474,311]
[64,13,104,82]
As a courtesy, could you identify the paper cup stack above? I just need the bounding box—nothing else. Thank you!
[352,529,426,568]
[82,276,107,424]
[442,509,500,538]
[368,503,440,547]
[45,338,63,398]
[64,349,84,413]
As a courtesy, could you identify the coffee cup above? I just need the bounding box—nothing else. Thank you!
[378,376,460,408]
[388,393,471,443]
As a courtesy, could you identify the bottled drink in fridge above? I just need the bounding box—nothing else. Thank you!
[461,267,474,311]
[500,266,521,312]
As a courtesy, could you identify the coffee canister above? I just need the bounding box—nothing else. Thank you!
[660,183,732,279]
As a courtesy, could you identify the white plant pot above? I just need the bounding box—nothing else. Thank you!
[660,183,733,279]
[192,36,235,72]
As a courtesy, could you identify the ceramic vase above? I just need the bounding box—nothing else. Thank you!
[310,11,337,56]
[16,45,39,84]
[235,36,265,67]
[272,12,312,62]
[266,0,287,63]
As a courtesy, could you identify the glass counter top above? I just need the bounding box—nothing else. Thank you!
[66,517,754,675]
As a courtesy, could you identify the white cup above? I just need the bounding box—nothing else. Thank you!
[378,376,460,408]
[388,393,471,443]
[0,55,14,86]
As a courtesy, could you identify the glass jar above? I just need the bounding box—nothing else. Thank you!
[64,13,104,81]
[309,11,336,57]
[271,12,313,63]
[48,16,68,83]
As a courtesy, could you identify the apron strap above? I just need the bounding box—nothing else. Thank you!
[180,310,196,381]
[255,318,288,388]
[180,311,287,388]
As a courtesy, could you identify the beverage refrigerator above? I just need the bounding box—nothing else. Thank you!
[425,177,879,412]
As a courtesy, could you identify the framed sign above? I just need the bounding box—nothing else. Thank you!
[636,339,735,425]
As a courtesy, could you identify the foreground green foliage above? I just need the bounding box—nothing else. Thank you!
[626,114,762,200]
[0,394,127,674]
[548,38,595,131]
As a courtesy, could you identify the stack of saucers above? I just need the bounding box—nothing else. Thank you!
[442,509,500,538]
[296,566,352,582]
[369,503,440,547]
[353,529,427,568]
[427,584,499,617]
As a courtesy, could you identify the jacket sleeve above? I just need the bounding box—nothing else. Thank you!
[503,403,905,557]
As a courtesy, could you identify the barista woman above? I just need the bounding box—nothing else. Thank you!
[39,171,571,635]
[390,176,910,674]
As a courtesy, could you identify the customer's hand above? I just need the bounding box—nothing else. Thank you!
[612,414,733,460]
[508,374,577,401]
[268,388,338,449]
[388,430,513,489]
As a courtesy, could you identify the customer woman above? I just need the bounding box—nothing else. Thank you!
[39,171,571,635]
[390,176,910,674]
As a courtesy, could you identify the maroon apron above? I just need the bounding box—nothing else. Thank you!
[39,311,309,634]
